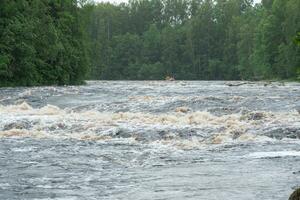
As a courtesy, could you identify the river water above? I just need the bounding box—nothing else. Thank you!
[0,81,300,200]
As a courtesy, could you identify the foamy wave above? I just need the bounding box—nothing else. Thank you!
[0,102,63,115]
[0,102,33,111]
[0,129,46,138]
[0,102,299,148]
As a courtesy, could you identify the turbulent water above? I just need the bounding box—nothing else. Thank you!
[1,81,300,200]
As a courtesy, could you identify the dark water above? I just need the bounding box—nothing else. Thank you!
[0,81,300,199]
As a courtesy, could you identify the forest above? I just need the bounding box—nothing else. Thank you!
[0,0,90,86]
[0,0,300,86]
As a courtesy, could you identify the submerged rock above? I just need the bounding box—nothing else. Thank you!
[247,112,266,120]
[296,107,300,114]
[3,120,32,131]
[232,130,244,140]
[264,127,300,140]
[225,82,255,87]
[175,107,190,113]
[110,128,132,139]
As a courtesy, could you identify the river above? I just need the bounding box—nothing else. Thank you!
[0,81,300,200]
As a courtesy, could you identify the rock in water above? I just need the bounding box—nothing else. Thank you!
[289,188,300,200]
[3,121,32,131]
[247,112,266,120]
[226,82,248,87]
[175,107,190,113]
[165,76,175,81]
[296,107,300,114]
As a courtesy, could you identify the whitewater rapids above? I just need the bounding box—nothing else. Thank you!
[0,81,300,199]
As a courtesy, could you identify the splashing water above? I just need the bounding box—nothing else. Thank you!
[0,81,300,199]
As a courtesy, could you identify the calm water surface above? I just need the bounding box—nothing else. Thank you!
[0,81,300,200]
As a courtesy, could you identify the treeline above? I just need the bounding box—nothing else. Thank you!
[84,0,300,80]
[0,0,90,86]
[0,0,299,86]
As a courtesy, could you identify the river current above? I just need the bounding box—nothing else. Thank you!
[0,81,300,200]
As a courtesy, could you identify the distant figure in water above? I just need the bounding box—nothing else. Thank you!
[165,76,175,81]
[289,188,300,200]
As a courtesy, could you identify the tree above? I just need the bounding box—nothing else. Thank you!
[0,0,90,86]
[3,0,299,85]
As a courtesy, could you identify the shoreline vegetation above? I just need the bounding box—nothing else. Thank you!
[0,0,299,87]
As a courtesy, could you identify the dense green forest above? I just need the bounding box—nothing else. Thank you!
[0,0,300,86]
[84,0,300,80]
[0,0,90,86]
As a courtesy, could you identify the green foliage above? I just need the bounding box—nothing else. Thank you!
[0,0,90,87]
[83,0,300,81]
[1,0,299,84]
[295,32,300,79]
[138,62,164,80]
[296,32,300,46]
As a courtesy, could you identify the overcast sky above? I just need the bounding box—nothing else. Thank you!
[95,0,262,4]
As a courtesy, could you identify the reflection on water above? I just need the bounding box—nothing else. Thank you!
[0,81,300,199]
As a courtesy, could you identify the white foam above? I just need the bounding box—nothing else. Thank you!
[246,151,300,159]
[0,101,300,147]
